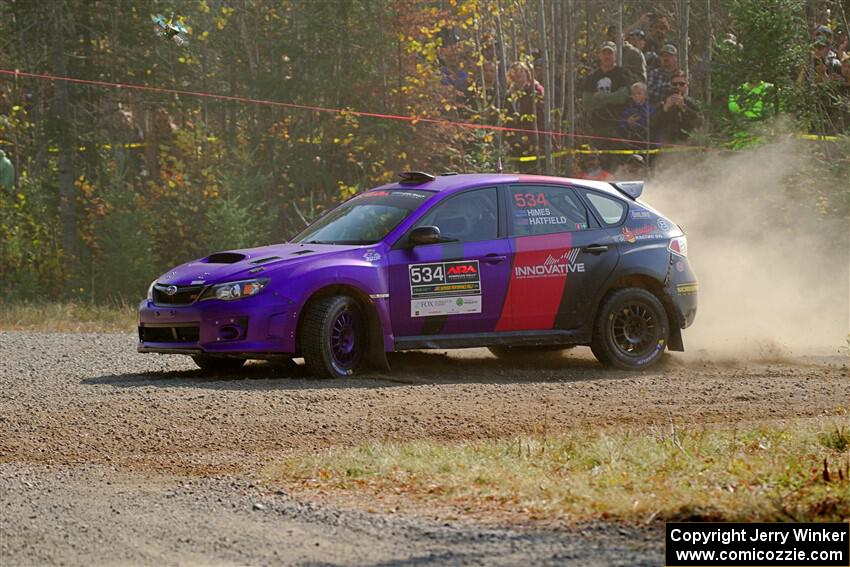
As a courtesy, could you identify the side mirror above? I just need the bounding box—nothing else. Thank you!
[408,226,441,246]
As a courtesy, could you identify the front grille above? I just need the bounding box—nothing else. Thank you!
[139,325,200,343]
[152,284,205,305]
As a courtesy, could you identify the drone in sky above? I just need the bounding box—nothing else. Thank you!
[151,13,189,46]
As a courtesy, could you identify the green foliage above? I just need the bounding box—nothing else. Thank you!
[0,0,846,302]
[94,208,158,302]
[819,426,850,452]
[711,0,809,131]
[272,420,850,523]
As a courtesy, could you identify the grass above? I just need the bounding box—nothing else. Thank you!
[0,302,137,333]
[266,419,850,524]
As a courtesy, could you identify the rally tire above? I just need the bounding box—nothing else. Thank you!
[591,288,669,370]
[302,296,366,379]
[191,355,246,372]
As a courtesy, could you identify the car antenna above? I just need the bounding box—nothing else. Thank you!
[496,157,503,174]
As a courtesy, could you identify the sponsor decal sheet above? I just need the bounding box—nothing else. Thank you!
[409,260,482,317]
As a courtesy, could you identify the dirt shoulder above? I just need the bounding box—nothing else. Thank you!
[1,331,847,565]
[2,332,846,475]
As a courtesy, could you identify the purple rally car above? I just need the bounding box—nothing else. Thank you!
[139,172,697,377]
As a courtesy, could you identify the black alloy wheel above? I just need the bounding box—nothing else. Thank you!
[591,288,669,370]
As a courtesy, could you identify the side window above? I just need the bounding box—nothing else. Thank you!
[584,192,626,225]
[415,188,498,242]
[508,185,590,236]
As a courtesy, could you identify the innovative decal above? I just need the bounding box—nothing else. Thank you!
[630,210,652,219]
[514,248,585,279]
[409,260,482,317]
[363,250,382,262]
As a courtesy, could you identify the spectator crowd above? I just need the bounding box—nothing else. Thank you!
[436,10,850,180]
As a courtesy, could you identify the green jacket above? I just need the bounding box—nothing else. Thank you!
[728,81,773,120]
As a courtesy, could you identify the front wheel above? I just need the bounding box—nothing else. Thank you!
[302,296,366,378]
[591,288,669,370]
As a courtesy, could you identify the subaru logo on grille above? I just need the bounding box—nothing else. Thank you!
[165,285,178,296]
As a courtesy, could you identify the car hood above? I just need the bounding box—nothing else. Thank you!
[155,242,367,286]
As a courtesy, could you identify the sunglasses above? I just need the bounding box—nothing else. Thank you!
[672,81,687,86]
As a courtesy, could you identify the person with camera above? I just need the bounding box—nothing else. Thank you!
[652,71,703,144]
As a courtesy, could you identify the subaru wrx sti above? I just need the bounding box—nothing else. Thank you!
[139,172,697,377]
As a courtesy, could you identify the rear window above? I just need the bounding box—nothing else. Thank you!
[292,189,431,245]
[584,192,626,225]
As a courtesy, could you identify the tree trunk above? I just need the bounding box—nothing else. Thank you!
[567,0,577,174]
[682,0,690,78]
[50,4,77,277]
[538,0,552,173]
[706,0,712,107]
[617,0,624,65]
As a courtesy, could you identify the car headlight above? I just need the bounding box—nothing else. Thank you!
[201,278,269,301]
[146,280,157,301]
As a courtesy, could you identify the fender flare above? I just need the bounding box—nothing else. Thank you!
[296,283,391,372]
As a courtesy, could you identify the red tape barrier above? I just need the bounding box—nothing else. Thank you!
[0,68,712,152]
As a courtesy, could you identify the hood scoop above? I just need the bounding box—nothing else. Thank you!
[204,252,246,264]
[249,256,281,265]
[290,249,314,256]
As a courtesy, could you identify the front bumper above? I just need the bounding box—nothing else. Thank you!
[138,294,299,355]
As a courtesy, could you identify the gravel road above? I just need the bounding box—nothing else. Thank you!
[1,331,847,565]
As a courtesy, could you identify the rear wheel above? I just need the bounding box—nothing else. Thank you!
[488,345,572,359]
[302,296,366,378]
[191,355,246,372]
[591,288,669,370]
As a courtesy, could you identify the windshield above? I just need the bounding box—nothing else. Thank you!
[291,189,433,245]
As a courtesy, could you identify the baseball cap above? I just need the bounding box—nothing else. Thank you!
[600,41,617,52]
[628,29,646,38]
[660,44,678,55]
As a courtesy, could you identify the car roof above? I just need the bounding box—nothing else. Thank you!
[371,173,630,200]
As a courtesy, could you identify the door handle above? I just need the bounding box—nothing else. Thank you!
[484,254,507,264]
[582,244,609,254]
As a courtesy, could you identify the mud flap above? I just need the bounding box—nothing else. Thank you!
[365,302,391,372]
[667,325,684,352]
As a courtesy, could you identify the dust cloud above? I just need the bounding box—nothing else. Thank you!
[640,138,849,361]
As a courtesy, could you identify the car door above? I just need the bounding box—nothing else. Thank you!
[496,184,620,331]
[387,187,512,338]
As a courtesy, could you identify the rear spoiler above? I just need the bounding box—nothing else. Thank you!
[610,181,644,200]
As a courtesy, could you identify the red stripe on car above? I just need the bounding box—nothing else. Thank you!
[496,233,574,331]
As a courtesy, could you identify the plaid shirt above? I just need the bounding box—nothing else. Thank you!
[647,67,674,103]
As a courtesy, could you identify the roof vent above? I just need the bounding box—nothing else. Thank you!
[398,171,436,185]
